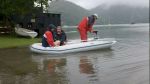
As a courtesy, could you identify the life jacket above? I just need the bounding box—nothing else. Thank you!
[43,31,55,47]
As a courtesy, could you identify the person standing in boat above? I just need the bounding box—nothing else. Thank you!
[77,14,98,42]
[42,24,60,47]
[53,26,67,46]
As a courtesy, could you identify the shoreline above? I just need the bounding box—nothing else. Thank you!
[0,35,40,49]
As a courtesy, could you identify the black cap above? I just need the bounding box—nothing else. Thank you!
[47,24,56,31]
[48,24,56,29]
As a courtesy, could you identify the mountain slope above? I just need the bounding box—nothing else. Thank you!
[48,0,91,25]
[91,4,149,24]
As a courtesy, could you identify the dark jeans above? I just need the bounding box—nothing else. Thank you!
[42,37,50,47]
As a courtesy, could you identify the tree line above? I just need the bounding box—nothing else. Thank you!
[0,0,56,27]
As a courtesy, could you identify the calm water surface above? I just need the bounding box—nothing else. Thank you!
[0,23,149,84]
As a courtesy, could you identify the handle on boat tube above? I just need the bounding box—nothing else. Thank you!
[92,31,98,39]
[93,31,98,34]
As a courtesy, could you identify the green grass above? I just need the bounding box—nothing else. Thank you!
[0,35,41,48]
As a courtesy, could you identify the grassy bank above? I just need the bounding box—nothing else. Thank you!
[0,35,41,48]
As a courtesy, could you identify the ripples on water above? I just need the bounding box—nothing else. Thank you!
[0,23,149,84]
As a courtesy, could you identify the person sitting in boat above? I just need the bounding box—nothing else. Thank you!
[42,24,60,47]
[53,26,67,46]
[77,14,98,42]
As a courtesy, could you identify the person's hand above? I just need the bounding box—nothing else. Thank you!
[92,31,98,34]
[63,42,67,45]
[54,40,60,47]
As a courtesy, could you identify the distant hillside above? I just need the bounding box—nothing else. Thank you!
[48,1,149,25]
[91,4,149,24]
[48,0,91,26]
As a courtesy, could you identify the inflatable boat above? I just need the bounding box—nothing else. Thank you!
[30,38,116,54]
[15,27,38,38]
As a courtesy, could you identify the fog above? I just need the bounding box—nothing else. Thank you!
[66,0,149,9]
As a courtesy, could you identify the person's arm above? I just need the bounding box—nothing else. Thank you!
[88,25,93,32]
[59,31,67,45]
[45,31,55,47]
[52,31,57,41]
[61,32,67,42]
[87,16,95,32]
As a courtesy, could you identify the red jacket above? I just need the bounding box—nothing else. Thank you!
[44,31,55,47]
[78,17,94,32]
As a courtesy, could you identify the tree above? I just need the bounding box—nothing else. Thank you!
[0,0,55,27]
[0,0,34,27]
[34,0,59,13]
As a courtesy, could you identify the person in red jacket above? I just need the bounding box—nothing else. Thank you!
[77,14,98,42]
[42,24,60,47]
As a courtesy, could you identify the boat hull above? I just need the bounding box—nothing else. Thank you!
[15,27,38,38]
[30,38,116,54]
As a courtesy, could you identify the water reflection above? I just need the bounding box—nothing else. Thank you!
[79,56,95,74]
[45,58,68,84]
[0,47,38,75]
[0,47,38,84]
[32,55,68,84]
[30,48,114,84]
[0,46,148,84]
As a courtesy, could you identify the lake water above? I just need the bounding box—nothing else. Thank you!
[0,23,149,84]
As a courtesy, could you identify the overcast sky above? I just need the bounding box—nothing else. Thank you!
[66,0,149,9]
